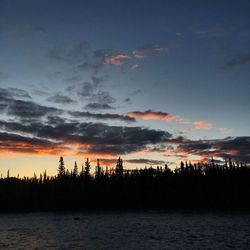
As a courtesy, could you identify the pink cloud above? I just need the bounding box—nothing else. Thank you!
[131,64,139,70]
[133,50,147,59]
[104,54,130,65]
[127,110,213,131]
[133,44,168,59]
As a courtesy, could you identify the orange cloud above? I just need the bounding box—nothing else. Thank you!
[127,110,180,122]
[127,110,213,131]
[193,121,213,130]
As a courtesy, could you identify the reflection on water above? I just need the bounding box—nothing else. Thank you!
[0,211,249,249]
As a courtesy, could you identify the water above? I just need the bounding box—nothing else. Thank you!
[0,211,249,250]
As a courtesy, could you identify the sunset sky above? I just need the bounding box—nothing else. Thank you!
[0,0,249,177]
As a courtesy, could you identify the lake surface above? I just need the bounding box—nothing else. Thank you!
[0,211,249,249]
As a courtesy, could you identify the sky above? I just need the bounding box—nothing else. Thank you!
[0,0,249,177]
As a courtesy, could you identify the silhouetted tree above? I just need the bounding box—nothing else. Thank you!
[116,157,123,176]
[73,161,78,177]
[95,159,101,178]
[58,156,65,178]
[84,158,91,177]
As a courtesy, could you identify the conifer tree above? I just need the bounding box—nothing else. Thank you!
[58,156,65,178]
[95,159,101,178]
[73,161,78,177]
[84,158,91,177]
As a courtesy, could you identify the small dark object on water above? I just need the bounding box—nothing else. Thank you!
[74,217,80,220]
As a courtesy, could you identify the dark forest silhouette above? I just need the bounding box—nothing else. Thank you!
[0,157,250,212]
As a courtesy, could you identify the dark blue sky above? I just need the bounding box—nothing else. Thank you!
[0,0,249,176]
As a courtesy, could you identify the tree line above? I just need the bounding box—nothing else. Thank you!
[0,157,249,212]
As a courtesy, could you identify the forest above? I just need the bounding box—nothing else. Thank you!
[0,157,250,212]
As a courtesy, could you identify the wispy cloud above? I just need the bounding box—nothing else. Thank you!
[127,110,213,130]
[219,127,233,134]
[220,53,250,71]
[133,44,168,59]
[47,93,76,104]
[104,53,130,65]
[193,121,213,130]
[68,111,135,122]
[131,64,139,70]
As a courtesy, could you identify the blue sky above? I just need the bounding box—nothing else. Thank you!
[0,0,249,176]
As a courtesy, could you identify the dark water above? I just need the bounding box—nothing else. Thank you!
[0,211,249,250]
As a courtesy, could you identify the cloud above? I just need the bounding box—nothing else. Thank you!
[84,103,114,110]
[219,127,233,135]
[128,110,213,130]
[133,44,168,59]
[0,113,249,163]
[0,119,172,156]
[193,121,213,130]
[104,53,130,65]
[64,76,82,83]
[68,111,135,122]
[77,81,97,97]
[0,132,69,155]
[47,94,76,104]
[83,91,116,110]
[131,64,139,70]
[93,91,116,105]
[0,96,62,122]
[127,110,188,124]
[125,159,165,165]
[123,98,132,104]
[0,87,31,99]
[220,53,250,71]
[77,76,104,98]
[177,136,250,163]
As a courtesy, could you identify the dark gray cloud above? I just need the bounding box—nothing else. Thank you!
[47,93,76,104]
[77,76,104,98]
[0,119,172,156]
[177,136,250,163]
[125,159,165,165]
[77,81,97,97]
[0,114,250,162]
[220,53,250,70]
[64,76,82,83]
[0,87,31,99]
[32,89,50,97]
[7,100,62,121]
[0,94,62,122]
[84,103,114,110]
[123,98,132,104]
[93,91,116,105]
[0,132,67,155]
[82,90,116,110]
[69,111,135,122]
